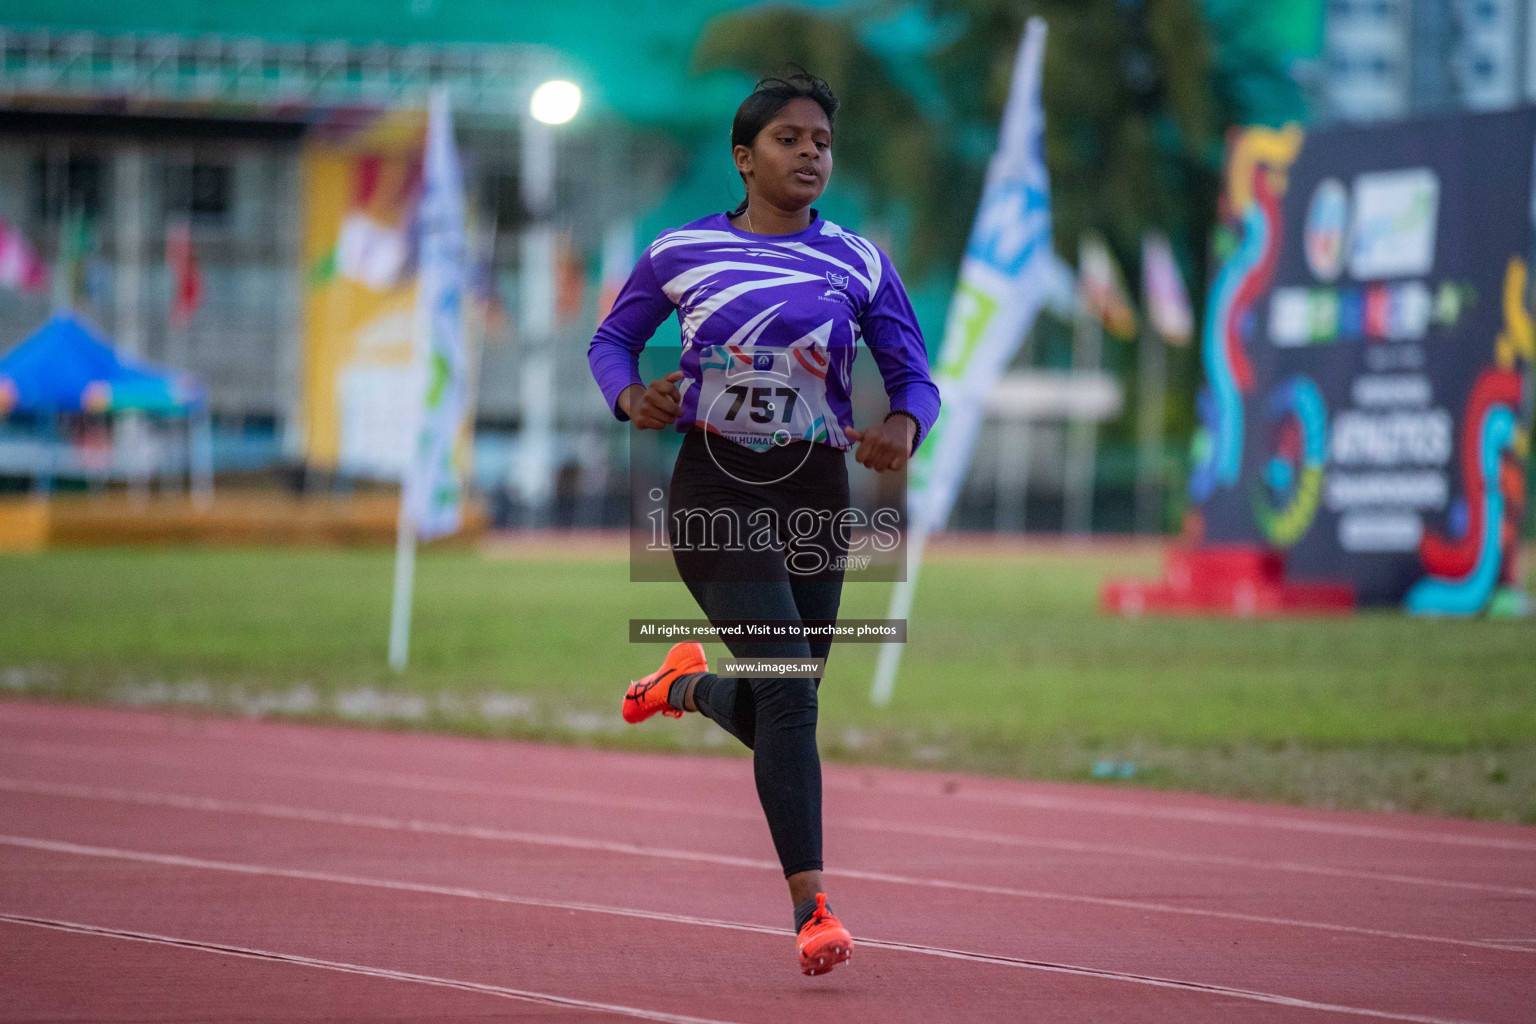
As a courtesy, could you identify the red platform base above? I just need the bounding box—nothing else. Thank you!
[1101,545,1356,617]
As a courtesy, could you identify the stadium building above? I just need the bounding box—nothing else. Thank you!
[1323,0,1536,122]
[0,4,764,525]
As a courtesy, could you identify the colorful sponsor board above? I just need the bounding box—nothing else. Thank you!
[1192,109,1535,612]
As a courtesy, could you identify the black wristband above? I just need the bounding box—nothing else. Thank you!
[884,410,921,455]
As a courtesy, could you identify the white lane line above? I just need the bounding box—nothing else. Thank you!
[0,912,740,1024]
[0,836,1499,1024]
[866,940,1496,1024]
[0,777,1528,955]
[843,819,1536,899]
[6,711,1535,852]
[11,739,1534,899]
[823,776,1536,853]
[6,740,762,821]
[0,710,736,782]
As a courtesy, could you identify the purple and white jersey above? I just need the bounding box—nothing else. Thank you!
[587,210,940,453]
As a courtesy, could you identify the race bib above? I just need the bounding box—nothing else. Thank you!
[694,341,839,452]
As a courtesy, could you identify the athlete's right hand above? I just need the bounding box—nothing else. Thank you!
[619,371,686,430]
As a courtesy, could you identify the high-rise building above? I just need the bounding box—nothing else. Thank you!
[1323,0,1535,122]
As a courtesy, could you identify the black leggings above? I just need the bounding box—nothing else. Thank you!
[667,429,848,878]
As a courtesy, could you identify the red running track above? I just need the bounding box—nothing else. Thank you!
[1,700,1532,1023]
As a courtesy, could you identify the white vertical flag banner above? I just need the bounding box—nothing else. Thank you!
[390,86,473,670]
[873,17,1070,705]
[1135,231,1184,533]
[1142,230,1193,346]
[406,87,472,539]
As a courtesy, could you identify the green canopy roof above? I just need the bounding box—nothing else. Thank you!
[4,0,825,126]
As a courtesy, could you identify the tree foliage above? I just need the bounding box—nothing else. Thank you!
[692,5,957,276]
[695,0,1230,288]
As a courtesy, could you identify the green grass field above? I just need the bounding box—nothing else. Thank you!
[3,544,1534,821]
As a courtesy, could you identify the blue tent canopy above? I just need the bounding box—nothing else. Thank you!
[0,311,204,416]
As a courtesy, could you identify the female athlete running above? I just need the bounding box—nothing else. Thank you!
[586,72,940,976]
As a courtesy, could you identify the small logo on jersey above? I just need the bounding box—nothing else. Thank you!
[754,352,775,371]
[820,271,854,307]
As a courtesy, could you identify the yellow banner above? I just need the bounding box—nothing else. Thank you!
[300,110,427,474]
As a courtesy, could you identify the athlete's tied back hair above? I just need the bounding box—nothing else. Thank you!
[730,71,839,215]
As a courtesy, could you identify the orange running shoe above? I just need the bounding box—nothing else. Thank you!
[622,642,708,724]
[796,894,853,976]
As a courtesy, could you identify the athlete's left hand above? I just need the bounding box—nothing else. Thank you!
[845,416,916,473]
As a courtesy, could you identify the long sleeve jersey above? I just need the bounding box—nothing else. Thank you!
[587,210,941,454]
